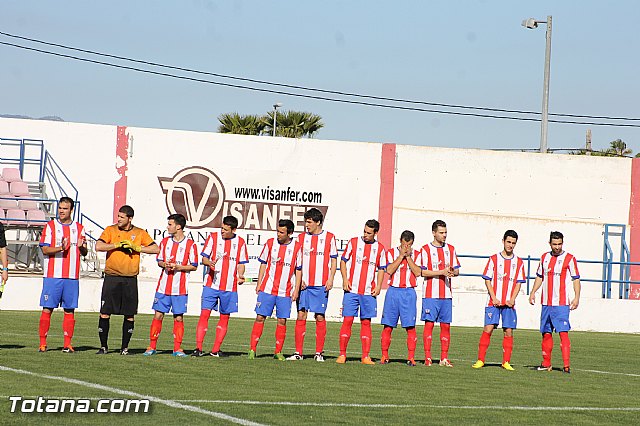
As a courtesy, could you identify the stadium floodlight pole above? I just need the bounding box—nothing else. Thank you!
[522,16,552,154]
[273,102,283,137]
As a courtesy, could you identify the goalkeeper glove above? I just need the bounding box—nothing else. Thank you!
[114,240,128,249]
[126,241,142,252]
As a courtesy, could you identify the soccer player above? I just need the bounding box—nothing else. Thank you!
[248,219,302,361]
[287,208,338,362]
[528,231,581,373]
[472,230,525,371]
[380,230,421,366]
[337,219,387,365]
[144,214,198,357]
[95,205,159,355]
[192,215,248,357]
[419,219,460,367]
[38,197,87,352]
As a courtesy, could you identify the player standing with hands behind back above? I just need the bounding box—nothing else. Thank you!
[419,220,460,367]
[529,231,581,373]
[472,230,525,370]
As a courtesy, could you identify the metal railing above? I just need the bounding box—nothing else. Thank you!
[458,253,640,299]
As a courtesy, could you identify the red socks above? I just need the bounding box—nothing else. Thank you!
[423,321,434,359]
[406,327,417,360]
[250,321,265,351]
[559,332,571,368]
[62,312,75,348]
[173,320,184,352]
[542,332,553,367]
[149,318,163,350]
[440,323,451,360]
[212,314,230,353]
[195,309,211,351]
[39,311,52,347]
[478,331,491,362]
[339,316,354,356]
[275,324,287,354]
[360,319,372,358]
[381,326,393,358]
[315,320,327,354]
[502,335,513,364]
[295,320,306,354]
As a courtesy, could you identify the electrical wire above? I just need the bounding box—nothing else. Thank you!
[1,36,639,128]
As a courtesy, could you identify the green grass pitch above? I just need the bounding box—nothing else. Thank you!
[0,310,638,424]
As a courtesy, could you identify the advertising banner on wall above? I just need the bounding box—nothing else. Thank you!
[121,127,383,279]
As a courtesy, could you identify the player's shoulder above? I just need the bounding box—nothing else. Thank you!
[446,242,456,251]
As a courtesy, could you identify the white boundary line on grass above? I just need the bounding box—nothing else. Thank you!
[0,365,266,426]
[1,396,637,411]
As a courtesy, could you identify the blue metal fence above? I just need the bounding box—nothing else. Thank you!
[458,253,640,299]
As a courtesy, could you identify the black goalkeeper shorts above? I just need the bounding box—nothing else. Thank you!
[100,275,139,316]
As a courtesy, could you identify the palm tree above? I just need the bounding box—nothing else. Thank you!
[262,110,324,138]
[607,139,632,157]
[217,113,265,135]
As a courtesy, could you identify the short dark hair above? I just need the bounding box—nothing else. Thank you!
[432,220,446,232]
[365,219,380,233]
[400,230,415,242]
[59,196,75,211]
[503,230,518,241]
[278,219,295,234]
[223,215,239,230]
[168,213,186,230]
[549,231,564,242]
[304,208,324,224]
[119,205,134,218]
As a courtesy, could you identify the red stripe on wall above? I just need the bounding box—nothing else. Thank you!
[113,126,129,223]
[628,158,640,299]
[378,143,396,249]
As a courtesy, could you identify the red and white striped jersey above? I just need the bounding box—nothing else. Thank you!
[297,230,338,287]
[482,253,526,306]
[155,236,198,295]
[536,251,580,306]
[418,242,460,299]
[258,238,302,297]
[39,220,86,280]
[201,231,249,292]
[341,237,387,295]
[386,248,420,288]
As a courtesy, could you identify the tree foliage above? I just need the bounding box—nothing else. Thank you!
[571,139,634,157]
[218,110,323,138]
[217,113,265,135]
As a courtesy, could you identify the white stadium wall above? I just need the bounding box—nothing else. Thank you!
[0,117,638,333]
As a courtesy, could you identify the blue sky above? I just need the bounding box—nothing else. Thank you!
[1,0,638,152]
